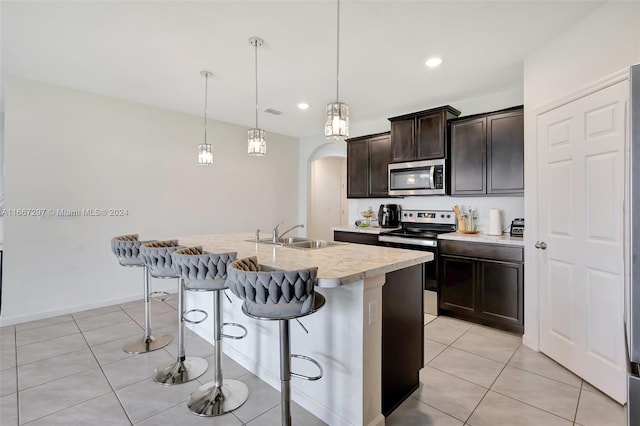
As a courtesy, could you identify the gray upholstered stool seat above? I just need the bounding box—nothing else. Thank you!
[172,247,249,417]
[111,234,172,354]
[140,241,208,385]
[227,256,325,426]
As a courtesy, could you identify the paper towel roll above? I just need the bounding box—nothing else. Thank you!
[488,209,503,236]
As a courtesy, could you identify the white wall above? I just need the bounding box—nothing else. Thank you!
[310,156,345,241]
[1,77,299,325]
[522,0,640,350]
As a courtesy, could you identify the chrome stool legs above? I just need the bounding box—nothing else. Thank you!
[278,319,323,426]
[153,278,207,384]
[280,320,292,426]
[187,291,249,416]
[123,266,172,354]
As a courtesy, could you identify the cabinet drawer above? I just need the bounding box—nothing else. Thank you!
[440,240,523,263]
[334,231,380,246]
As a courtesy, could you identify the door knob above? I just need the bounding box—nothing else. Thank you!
[535,241,547,250]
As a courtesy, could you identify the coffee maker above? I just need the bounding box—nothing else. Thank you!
[378,204,401,228]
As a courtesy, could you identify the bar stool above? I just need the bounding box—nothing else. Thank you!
[227,256,325,426]
[110,234,172,354]
[140,240,208,385]
[172,247,249,417]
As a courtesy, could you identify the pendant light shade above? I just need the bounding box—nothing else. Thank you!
[325,102,349,140]
[248,37,266,156]
[325,0,349,140]
[198,70,214,165]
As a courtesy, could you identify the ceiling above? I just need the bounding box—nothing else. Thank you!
[1,0,605,138]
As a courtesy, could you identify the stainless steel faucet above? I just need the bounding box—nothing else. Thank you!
[272,221,284,243]
[272,222,304,243]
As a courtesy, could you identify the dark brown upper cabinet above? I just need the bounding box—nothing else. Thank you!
[346,132,391,198]
[450,106,524,196]
[388,105,461,162]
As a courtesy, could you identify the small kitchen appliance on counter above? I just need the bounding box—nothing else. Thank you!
[378,204,401,228]
[510,218,525,237]
[487,208,503,236]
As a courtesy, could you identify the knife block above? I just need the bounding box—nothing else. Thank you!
[457,217,466,232]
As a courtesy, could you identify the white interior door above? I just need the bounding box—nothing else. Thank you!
[537,80,628,403]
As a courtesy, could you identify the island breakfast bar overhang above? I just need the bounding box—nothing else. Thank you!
[175,233,433,426]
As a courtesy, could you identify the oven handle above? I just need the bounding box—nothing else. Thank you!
[379,235,438,248]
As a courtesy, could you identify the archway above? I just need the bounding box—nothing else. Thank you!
[307,143,347,241]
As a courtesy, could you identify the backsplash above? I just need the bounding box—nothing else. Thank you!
[351,196,524,234]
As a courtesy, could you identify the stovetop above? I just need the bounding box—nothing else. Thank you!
[384,209,456,240]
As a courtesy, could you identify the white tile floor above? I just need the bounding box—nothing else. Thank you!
[0,298,628,425]
[386,313,627,426]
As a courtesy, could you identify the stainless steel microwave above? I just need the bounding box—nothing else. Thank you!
[388,159,447,196]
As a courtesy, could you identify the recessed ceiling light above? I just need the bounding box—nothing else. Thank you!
[297,102,310,110]
[425,57,443,68]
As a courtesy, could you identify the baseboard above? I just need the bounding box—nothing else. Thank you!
[0,289,178,326]
[367,413,386,426]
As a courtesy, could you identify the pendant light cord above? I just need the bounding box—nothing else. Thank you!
[336,0,340,103]
[203,73,209,143]
[255,42,259,129]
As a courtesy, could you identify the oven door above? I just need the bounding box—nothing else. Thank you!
[377,235,438,291]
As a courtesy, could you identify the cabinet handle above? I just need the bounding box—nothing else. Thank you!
[535,241,547,250]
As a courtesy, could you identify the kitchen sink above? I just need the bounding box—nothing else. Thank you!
[287,240,342,250]
[248,236,313,246]
[277,236,310,244]
[248,237,341,250]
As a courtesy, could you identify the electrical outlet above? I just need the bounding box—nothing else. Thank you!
[368,300,378,325]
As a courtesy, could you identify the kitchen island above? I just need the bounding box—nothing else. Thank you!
[176,233,432,426]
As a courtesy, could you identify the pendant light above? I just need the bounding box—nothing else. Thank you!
[248,37,266,156]
[325,0,349,140]
[197,70,214,165]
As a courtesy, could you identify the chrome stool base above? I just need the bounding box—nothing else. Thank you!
[122,334,172,354]
[153,357,208,385]
[187,379,249,416]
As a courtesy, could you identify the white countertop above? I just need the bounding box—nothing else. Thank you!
[331,225,400,235]
[176,232,433,287]
[438,231,524,247]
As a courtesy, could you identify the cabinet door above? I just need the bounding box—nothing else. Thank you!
[368,134,391,197]
[416,111,445,159]
[382,264,424,416]
[390,119,415,162]
[487,110,524,194]
[347,139,368,198]
[439,255,476,316]
[450,117,487,195]
[477,260,523,333]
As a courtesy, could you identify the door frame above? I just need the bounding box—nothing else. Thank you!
[524,67,630,351]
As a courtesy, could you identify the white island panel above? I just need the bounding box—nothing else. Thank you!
[177,233,431,426]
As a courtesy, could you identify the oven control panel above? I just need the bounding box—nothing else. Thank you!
[401,209,456,225]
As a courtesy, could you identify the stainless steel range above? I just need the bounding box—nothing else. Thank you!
[378,209,456,315]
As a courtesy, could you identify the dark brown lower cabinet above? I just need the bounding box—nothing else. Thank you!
[440,256,476,314]
[382,264,424,416]
[439,240,524,334]
[333,231,424,416]
[333,230,379,246]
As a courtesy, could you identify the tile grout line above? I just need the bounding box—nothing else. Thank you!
[408,394,473,425]
[462,338,522,425]
[12,326,21,426]
[573,380,584,425]
[474,342,582,424]
[506,361,583,390]
[72,312,135,425]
